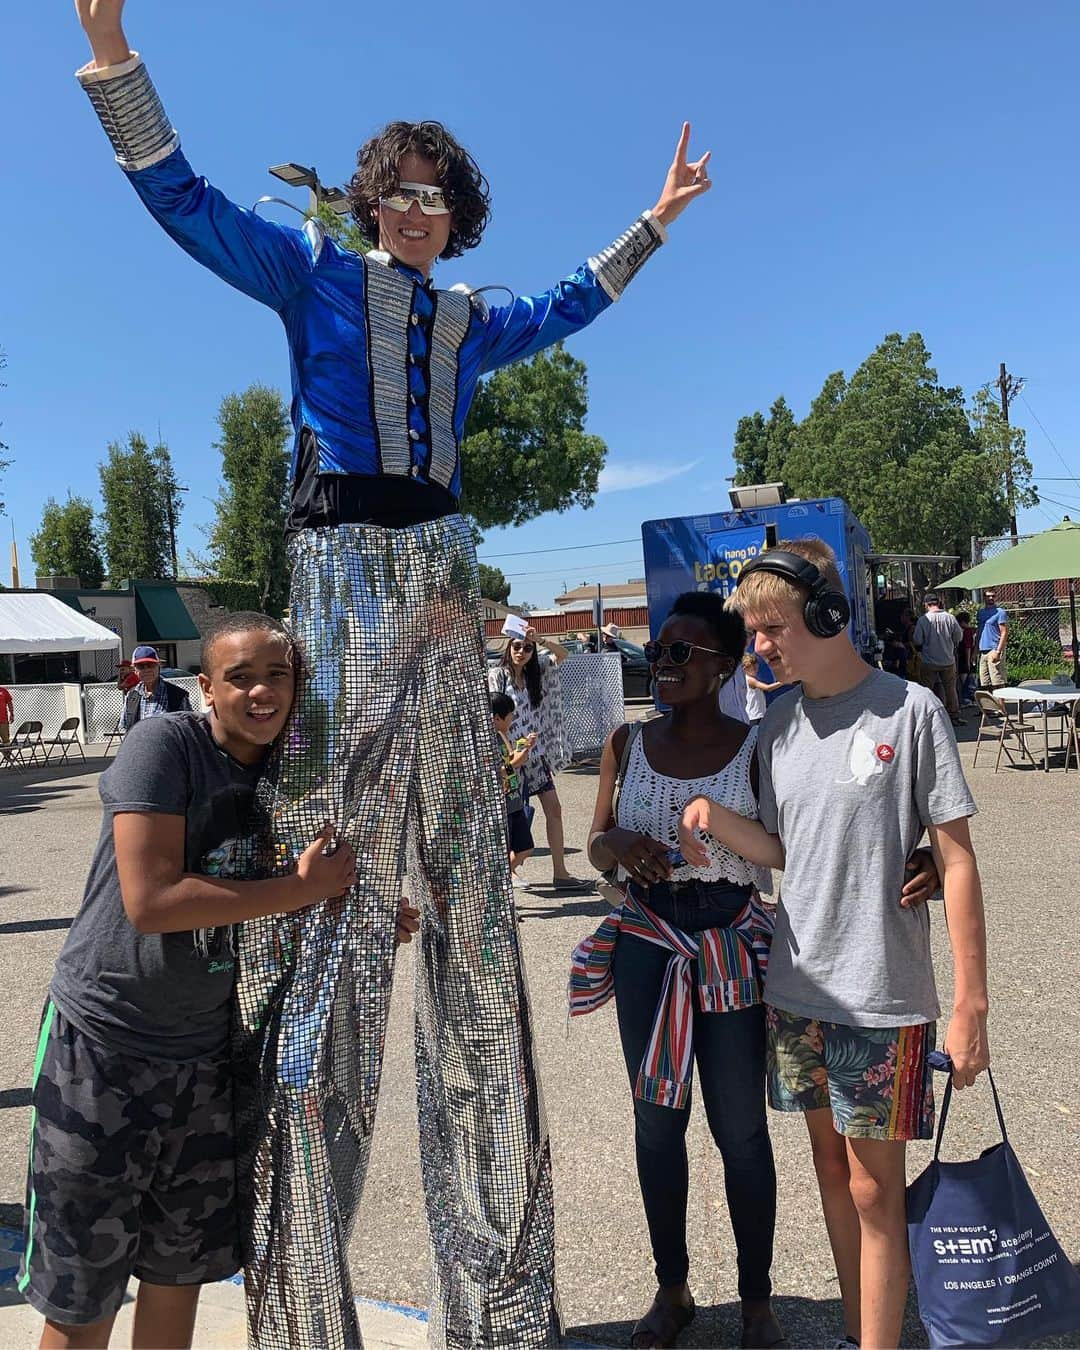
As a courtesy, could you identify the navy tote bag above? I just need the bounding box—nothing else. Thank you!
[907,1058,1080,1347]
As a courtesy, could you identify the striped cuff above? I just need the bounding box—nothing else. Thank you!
[588,210,667,301]
[76,52,179,173]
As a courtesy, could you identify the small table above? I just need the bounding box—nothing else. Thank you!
[994,684,1080,772]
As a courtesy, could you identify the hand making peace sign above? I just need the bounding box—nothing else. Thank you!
[651,123,712,228]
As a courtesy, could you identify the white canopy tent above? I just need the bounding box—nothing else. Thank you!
[0,593,122,655]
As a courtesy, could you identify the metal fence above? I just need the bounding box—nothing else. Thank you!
[971,533,1067,647]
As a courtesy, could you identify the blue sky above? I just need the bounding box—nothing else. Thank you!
[4,1,1080,607]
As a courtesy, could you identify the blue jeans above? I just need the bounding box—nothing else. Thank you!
[613,881,775,1299]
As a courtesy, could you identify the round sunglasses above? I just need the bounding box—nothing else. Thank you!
[509,641,535,653]
[643,639,724,666]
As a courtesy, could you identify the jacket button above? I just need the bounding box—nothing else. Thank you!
[409,428,420,441]
[410,314,419,326]
[411,465,422,477]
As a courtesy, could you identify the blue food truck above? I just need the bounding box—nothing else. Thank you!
[641,495,877,659]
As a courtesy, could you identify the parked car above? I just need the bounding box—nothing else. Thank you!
[606,638,652,700]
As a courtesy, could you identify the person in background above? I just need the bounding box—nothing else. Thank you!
[121,646,191,731]
[115,659,140,694]
[719,649,781,725]
[490,628,589,891]
[956,612,976,706]
[491,691,537,888]
[976,589,1009,689]
[912,594,963,727]
[880,630,908,679]
[0,683,13,746]
[601,622,622,653]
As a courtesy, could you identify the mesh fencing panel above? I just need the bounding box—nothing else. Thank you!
[8,686,70,738]
[82,677,207,743]
[557,652,625,760]
[971,533,1065,647]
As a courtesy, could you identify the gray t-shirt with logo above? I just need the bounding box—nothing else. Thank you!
[757,669,976,1027]
[50,712,266,1061]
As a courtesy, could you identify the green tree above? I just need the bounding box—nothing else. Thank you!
[30,495,105,587]
[782,333,1023,557]
[477,563,511,605]
[763,395,797,485]
[968,387,1037,523]
[98,431,174,582]
[313,201,371,256]
[732,410,768,486]
[205,384,292,616]
[459,343,607,530]
[732,396,797,489]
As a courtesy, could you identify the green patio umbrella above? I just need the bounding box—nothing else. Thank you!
[939,518,1080,684]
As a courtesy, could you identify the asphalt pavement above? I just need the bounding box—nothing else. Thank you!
[0,711,1077,1348]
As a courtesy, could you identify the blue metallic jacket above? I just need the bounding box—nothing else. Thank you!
[79,54,667,518]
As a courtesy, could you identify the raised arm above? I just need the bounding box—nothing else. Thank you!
[74,0,318,310]
[479,124,711,372]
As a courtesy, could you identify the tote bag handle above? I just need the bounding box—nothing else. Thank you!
[930,1051,1008,1161]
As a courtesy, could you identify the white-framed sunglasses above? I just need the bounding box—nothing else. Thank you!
[378,182,450,216]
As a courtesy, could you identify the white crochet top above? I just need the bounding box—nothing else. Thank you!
[616,725,768,889]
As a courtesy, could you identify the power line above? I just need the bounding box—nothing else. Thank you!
[502,558,642,580]
[1018,393,1080,497]
[478,536,639,561]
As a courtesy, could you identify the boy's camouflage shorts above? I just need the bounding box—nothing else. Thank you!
[18,1002,239,1326]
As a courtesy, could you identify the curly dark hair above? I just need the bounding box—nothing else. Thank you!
[668,591,748,664]
[347,120,491,260]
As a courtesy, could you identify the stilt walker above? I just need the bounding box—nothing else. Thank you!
[73,4,712,1345]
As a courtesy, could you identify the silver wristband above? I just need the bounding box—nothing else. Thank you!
[77,53,179,173]
[588,211,667,301]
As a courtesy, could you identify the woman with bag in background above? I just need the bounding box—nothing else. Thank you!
[489,625,589,891]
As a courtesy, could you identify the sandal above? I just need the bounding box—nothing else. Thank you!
[550,875,592,892]
[741,1308,788,1349]
[630,1292,695,1348]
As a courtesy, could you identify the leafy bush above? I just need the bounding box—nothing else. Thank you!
[1005,619,1067,681]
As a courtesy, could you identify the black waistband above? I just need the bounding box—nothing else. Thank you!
[285,429,458,537]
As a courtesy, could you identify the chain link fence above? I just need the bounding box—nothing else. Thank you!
[82,678,207,744]
[971,533,1067,647]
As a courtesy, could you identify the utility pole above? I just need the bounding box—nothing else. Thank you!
[996,361,1024,544]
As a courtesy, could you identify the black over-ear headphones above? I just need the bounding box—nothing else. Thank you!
[737,550,851,639]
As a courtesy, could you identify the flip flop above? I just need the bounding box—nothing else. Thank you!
[550,876,592,892]
[630,1293,695,1348]
[741,1308,788,1348]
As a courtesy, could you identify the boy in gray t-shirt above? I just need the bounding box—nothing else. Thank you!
[19,614,358,1348]
[679,539,989,1350]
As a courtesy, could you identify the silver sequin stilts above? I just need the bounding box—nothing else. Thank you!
[233,518,561,1350]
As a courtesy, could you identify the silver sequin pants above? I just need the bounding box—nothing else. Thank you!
[234,518,560,1349]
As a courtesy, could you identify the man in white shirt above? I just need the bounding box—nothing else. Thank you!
[912,594,963,726]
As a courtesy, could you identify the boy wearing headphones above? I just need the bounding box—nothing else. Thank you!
[680,538,989,1350]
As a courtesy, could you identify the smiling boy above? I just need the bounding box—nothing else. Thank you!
[18,613,356,1350]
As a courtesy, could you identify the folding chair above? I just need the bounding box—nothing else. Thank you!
[972,692,1038,772]
[5,721,47,769]
[102,721,125,756]
[1064,701,1080,774]
[41,716,86,766]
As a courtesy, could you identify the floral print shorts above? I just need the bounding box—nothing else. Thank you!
[766,1004,935,1140]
